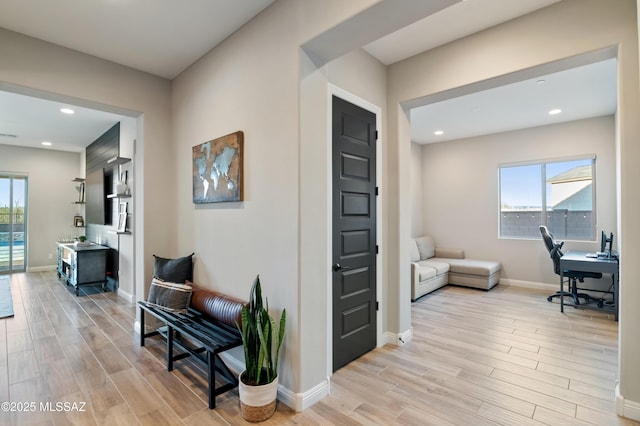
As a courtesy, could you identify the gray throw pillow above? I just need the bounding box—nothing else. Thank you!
[147,277,193,313]
[153,253,194,283]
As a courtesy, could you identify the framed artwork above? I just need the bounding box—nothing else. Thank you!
[192,131,244,203]
[74,215,84,227]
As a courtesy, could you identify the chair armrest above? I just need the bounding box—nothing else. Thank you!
[435,247,465,259]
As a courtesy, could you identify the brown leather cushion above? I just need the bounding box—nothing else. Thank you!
[189,285,247,328]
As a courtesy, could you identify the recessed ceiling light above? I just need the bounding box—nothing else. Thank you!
[549,109,562,115]
[434,130,444,135]
[60,108,75,114]
[536,79,546,84]
[41,141,52,146]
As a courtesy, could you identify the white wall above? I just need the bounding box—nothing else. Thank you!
[0,28,173,304]
[417,116,615,285]
[0,145,81,269]
[410,142,423,237]
[171,0,382,401]
[387,0,640,414]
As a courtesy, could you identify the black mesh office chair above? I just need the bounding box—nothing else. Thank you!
[539,225,602,305]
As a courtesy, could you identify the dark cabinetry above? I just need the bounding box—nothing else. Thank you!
[57,242,109,296]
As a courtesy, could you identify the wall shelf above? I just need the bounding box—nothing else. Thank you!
[107,193,131,199]
[107,156,131,165]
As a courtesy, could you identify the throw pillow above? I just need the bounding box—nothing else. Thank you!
[410,239,421,262]
[415,236,436,260]
[147,277,193,313]
[153,253,194,283]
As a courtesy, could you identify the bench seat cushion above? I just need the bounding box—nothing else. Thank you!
[190,285,247,328]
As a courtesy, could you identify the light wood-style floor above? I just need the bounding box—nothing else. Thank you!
[1,271,638,425]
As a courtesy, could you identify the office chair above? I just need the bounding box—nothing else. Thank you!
[539,225,602,305]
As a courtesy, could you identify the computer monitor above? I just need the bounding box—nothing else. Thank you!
[600,230,614,257]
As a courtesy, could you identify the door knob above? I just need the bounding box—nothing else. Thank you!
[333,263,343,271]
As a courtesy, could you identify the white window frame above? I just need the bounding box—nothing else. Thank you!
[498,155,596,241]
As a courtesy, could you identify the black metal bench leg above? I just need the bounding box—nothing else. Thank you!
[167,326,174,371]
[207,351,215,409]
[139,306,145,347]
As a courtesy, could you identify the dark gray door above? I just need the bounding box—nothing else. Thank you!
[332,96,377,372]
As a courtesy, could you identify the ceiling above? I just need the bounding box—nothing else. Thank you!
[410,58,617,144]
[0,0,616,153]
[0,90,135,153]
[0,0,276,80]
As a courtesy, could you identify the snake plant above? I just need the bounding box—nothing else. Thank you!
[238,275,286,385]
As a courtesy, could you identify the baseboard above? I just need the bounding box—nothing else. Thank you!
[26,265,57,272]
[498,278,557,291]
[383,326,413,346]
[277,377,330,412]
[616,383,640,421]
[116,288,134,303]
[219,352,328,412]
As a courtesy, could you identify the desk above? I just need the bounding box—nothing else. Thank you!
[560,251,619,321]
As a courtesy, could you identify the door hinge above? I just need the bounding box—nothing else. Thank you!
[375,186,379,196]
[376,245,379,254]
[376,301,379,311]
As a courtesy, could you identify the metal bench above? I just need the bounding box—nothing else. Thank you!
[138,287,246,409]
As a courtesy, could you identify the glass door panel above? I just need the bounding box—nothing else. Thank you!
[0,175,27,273]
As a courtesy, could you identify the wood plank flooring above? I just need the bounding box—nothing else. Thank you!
[0,271,637,425]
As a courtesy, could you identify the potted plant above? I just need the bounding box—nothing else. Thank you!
[237,275,286,422]
[74,235,89,247]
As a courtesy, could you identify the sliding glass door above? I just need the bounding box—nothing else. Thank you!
[0,174,27,273]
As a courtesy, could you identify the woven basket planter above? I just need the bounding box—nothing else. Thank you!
[238,374,278,422]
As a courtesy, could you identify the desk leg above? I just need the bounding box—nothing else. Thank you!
[560,270,565,313]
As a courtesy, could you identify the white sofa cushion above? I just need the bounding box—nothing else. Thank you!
[418,259,450,275]
[410,239,421,262]
[415,236,436,259]
[416,265,437,281]
[439,257,502,277]
[434,247,464,259]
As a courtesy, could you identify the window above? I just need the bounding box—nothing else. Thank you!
[499,157,595,240]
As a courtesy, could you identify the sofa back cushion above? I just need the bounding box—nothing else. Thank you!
[410,239,421,262]
[415,236,436,260]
